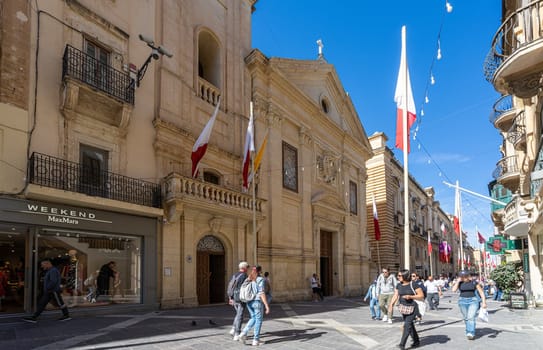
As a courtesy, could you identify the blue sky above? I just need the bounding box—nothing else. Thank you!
[252,1,502,247]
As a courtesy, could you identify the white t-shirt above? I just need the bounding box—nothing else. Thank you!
[424,280,440,293]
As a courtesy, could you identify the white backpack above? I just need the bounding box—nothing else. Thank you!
[239,278,257,302]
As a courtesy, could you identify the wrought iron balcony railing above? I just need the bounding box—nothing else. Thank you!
[492,155,519,180]
[489,95,513,125]
[507,111,526,145]
[63,45,135,105]
[484,0,543,82]
[531,137,543,197]
[28,152,161,208]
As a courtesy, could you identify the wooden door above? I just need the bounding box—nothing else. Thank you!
[209,254,225,303]
[320,231,333,296]
[197,252,210,305]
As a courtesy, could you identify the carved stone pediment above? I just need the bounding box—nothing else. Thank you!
[311,188,347,212]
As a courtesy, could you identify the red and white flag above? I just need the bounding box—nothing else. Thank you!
[372,195,381,241]
[191,99,221,178]
[427,231,432,256]
[241,102,255,192]
[394,26,417,153]
[440,222,446,236]
[453,183,461,236]
[477,231,486,244]
[457,247,461,267]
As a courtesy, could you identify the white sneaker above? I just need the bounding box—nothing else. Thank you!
[229,329,235,336]
[252,340,264,346]
[382,315,388,322]
[233,334,240,341]
[467,333,474,340]
[388,319,393,324]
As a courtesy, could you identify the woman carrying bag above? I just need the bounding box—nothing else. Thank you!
[388,269,425,350]
[452,270,487,340]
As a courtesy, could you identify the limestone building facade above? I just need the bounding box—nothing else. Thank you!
[366,133,457,279]
[484,0,543,305]
[0,0,373,314]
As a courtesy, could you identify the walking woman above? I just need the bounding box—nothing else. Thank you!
[238,266,270,346]
[388,269,424,349]
[452,270,487,340]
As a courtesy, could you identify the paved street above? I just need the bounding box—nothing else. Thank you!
[1,291,542,349]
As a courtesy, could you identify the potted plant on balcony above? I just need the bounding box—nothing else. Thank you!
[490,261,524,303]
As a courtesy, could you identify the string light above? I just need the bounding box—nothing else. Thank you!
[430,74,435,85]
[446,1,453,13]
[437,41,442,60]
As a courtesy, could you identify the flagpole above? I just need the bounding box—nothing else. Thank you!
[402,26,410,270]
[457,180,464,270]
[428,231,433,276]
[250,102,257,266]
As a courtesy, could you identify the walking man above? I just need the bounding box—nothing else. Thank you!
[227,261,249,340]
[376,267,397,324]
[424,275,442,310]
[22,259,71,323]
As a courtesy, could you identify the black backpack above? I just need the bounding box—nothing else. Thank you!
[227,272,246,302]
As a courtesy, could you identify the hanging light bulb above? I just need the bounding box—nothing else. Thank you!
[421,109,425,116]
[437,48,442,60]
[431,74,435,85]
[425,95,429,104]
[446,1,453,13]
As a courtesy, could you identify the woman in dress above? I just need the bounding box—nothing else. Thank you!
[388,269,425,349]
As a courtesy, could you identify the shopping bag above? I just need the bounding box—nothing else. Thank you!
[478,307,489,323]
[415,300,426,316]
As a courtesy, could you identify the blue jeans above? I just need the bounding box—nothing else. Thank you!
[242,300,263,341]
[231,301,246,335]
[458,296,479,335]
[369,297,381,319]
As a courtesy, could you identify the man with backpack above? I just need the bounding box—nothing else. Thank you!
[227,261,249,340]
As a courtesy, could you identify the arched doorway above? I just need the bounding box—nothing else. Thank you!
[196,235,225,305]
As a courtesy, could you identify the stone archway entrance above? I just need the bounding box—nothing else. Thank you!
[196,235,225,305]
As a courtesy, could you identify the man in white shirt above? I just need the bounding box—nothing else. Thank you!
[376,268,397,323]
[423,275,442,310]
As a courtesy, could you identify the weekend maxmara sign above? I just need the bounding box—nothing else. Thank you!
[0,197,156,235]
[22,203,110,225]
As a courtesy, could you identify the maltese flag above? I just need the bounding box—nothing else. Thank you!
[241,102,255,192]
[394,26,417,153]
[440,222,446,236]
[372,195,381,241]
[191,98,221,178]
[427,231,432,256]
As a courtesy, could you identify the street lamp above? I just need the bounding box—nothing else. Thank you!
[134,34,173,87]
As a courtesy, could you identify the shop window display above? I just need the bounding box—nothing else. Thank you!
[38,230,141,309]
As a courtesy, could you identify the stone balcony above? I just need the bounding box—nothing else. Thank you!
[503,194,537,237]
[484,0,543,98]
[162,173,264,222]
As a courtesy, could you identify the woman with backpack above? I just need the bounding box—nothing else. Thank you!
[238,265,270,346]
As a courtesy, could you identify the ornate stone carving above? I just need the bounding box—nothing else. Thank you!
[266,105,283,128]
[504,71,543,99]
[208,217,223,233]
[317,151,340,184]
[299,126,313,145]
